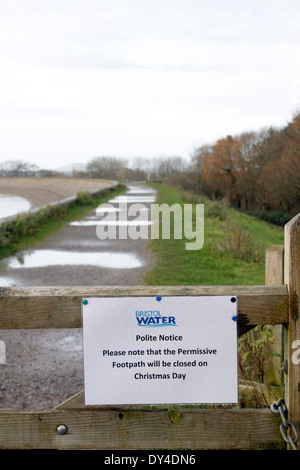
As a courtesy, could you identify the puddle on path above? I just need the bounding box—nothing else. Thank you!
[95,205,148,216]
[127,186,155,194]
[0,185,154,286]
[6,249,143,269]
[95,206,120,215]
[108,196,156,203]
[0,194,32,219]
[70,219,152,226]
[71,198,151,226]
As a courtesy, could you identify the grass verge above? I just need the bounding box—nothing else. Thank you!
[144,183,284,286]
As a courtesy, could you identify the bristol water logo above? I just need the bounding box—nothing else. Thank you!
[136,310,177,327]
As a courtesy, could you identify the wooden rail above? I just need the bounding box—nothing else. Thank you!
[0,285,288,332]
[0,407,283,450]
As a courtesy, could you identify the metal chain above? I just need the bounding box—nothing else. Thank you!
[271,398,300,450]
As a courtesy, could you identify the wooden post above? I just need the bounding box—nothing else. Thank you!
[266,245,284,286]
[264,245,284,386]
[284,213,300,442]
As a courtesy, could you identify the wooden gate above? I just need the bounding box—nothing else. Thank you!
[0,212,299,450]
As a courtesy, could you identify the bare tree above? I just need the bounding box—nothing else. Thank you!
[86,156,128,179]
[0,160,39,177]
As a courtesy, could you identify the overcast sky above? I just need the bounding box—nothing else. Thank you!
[0,0,299,170]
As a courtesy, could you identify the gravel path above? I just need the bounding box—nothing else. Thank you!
[0,183,156,409]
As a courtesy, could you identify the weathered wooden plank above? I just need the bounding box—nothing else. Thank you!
[0,285,288,330]
[284,212,300,442]
[0,408,284,450]
[266,245,284,286]
[264,245,284,386]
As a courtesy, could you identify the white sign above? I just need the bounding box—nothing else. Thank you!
[82,296,238,405]
[0,341,5,365]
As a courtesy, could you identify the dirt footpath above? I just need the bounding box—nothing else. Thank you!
[0,183,157,410]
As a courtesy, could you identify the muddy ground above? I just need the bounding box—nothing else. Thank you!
[0,183,156,409]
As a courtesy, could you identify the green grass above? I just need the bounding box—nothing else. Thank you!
[0,184,127,260]
[144,183,284,286]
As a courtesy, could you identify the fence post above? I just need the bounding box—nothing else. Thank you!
[284,213,300,441]
[265,245,284,386]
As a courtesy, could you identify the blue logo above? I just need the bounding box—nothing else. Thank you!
[136,310,177,327]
